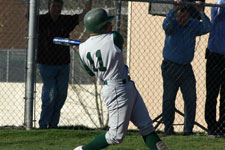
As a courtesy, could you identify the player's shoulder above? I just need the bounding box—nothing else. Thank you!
[111,31,124,50]
[79,39,90,54]
[112,31,123,40]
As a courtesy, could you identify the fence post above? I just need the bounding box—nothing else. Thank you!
[116,0,122,32]
[25,0,38,130]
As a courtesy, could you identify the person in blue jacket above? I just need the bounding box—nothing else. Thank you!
[205,0,225,137]
[161,0,212,136]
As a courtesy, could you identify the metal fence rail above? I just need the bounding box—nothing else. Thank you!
[122,0,225,8]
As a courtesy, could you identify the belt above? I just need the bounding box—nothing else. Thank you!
[163,59,190,66]
[104,76,130,85]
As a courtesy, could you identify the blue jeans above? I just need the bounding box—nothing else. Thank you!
[38,64,70,128]
[161,60,196,134]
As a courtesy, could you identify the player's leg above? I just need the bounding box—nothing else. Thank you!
[78,84,134,150]
[161,61,179,135]
[78,132,108,150]
[104,83,135,145]
[180,65,196,135]
[38,64,57,129]
[129,81,168,150]
[49,64,70,128]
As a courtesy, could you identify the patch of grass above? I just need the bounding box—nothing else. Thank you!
[0,129,225,150]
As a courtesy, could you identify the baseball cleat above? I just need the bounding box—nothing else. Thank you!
[73,145,83,150]
[156,141,168,150]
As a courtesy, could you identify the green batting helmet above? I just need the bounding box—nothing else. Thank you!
[84,8,114,33]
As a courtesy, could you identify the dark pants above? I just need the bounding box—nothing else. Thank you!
[38,64,70,128]
[205,50,225,135]
[161,60,196,134]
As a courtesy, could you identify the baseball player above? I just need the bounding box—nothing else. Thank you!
[74,8,168,150]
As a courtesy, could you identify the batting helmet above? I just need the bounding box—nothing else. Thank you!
[84,8,114,33]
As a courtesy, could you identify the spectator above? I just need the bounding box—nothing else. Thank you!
[205,0,225,137]
[37,0,92,129]
[161,0,211,135]
[74,8,168,150]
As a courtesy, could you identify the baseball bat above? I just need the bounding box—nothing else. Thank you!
[53,37,81,46]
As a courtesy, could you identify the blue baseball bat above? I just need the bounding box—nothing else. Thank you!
[53,37,81,46]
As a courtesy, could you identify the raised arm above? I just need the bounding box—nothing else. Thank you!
[196,13,212,35]
[79,0,92,22]
[162,0,182,34]
[195,1,212,35]
[173,0,182,11]
[162,9,177,35]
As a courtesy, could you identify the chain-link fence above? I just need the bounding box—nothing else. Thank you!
[1,0,225,136]
[0,0,27,128]
[126,0,225,136]
[32,0,128,129]
[0,0,128,129]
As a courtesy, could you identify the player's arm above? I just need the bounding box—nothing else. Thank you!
[112,31,124,51]
[162,9,177,35]
[78,55,95,77]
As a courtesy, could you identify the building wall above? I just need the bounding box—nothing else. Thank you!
[0,0,27,49]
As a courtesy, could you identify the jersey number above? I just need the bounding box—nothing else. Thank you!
[87,50,106,72]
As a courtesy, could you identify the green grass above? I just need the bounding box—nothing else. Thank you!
[0,129,225,150]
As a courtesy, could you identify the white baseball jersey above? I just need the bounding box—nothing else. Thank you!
[79,32,128,82]
[79,31,154,145]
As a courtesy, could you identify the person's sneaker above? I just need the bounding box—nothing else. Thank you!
[73,145,83,150]
[156,141,168,150]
